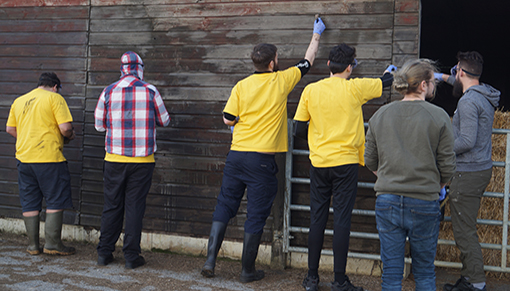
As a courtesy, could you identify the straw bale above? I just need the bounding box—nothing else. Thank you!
[437,110,510,277]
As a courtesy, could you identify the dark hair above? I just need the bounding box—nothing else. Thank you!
[37,72,61,89]
[251,43,277,71]
[328,44,356,74]
[457,51,483,79]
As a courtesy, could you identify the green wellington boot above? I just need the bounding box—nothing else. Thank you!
[23,215,41,255]
[43,212,76,255]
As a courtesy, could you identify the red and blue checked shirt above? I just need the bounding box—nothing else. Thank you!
[94,55,170,157]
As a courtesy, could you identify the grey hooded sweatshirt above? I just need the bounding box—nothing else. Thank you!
[449,77,500,172]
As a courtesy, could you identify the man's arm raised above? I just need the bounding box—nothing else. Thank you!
[304,17,325,66]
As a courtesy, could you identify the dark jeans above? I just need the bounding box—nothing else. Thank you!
[449,169,492,283]
[97,162,155,261]
[212,151,278,234]
[307,164,358,279]
[376,194,441,291]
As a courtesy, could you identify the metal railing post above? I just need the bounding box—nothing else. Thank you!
[283,119,294,253]
[501,133,510,270]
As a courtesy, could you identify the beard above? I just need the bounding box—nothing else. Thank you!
[273,62,279,72]
[452,78,464,98]
[425,87,436,101]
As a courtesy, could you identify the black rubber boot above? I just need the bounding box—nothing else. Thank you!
[43,212,76,255]
[201,221,227,278]
[239,232,265,283]
[23,215,41,255]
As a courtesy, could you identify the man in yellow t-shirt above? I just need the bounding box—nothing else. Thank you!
[201,18,325,283]
[6,72,76,256]
[293,44,395,291]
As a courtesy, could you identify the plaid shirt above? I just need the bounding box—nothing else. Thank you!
[94,52,170,157]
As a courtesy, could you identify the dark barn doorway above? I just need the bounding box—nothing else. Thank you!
[420,0,510,115]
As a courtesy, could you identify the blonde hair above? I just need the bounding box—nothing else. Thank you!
[393,59,438,95]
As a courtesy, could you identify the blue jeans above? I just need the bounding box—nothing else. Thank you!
[376,194,441,291]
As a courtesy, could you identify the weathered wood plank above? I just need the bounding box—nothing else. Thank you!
[90,0,392,6]
[156,141,229,157]
[0,206,22,219]
[0,6,89,19]
[393,40,418,54]
[90,15,394,32]
[0,19,88,32]
[89,29,393,47]
[393,26,419,41]
[0,181,19,195]
[0,1,88,7]
[88,44,390,64]
[150,183,220,199]
[1,83,86,99]
[0,32,88,45]
[0,71,86,86]
[395,0,420,13]
[151,169,225,186]
[0,144,16,158]
[155,156,224,172]
[394,12,419,26]
[0,46,87,58]
[0,57,87,71]
[91,2,394,19]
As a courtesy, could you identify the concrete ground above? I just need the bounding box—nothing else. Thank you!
[1,231,510,291]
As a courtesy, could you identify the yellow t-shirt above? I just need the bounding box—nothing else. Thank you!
[224,67,301,152]
[105,152,155,163]
[294,77,382,167]
[6,88,73,163]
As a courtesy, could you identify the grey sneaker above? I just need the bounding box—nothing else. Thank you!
[331,277,363,291]
[302,275,319,291]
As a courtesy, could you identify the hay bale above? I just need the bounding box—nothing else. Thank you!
[437,110,510,277]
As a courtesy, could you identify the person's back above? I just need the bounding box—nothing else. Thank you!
[202,18,325,282]
[94,51,170,269]
[6,72,76,257]
[300,76,383,167]
[9,88,71,162]
[294,43,395,291]
[436,51,500,291]
[95,51,170,159]
[365,59,456,290]
[228,68,301,152]
[367,100,454,199]
[451,83,499,171]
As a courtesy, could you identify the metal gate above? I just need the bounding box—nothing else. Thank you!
[283,119,510,272]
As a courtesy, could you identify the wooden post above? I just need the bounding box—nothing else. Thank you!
[271,152,287,269]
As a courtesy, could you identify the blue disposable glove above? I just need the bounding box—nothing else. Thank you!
[230,117,239,134]
[434,73,444,81]
[439,187,447,201]
[385,65,397,72]
[450,65,458,77]
[313,17,326,35]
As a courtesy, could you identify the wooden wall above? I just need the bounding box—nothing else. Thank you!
[0,0,419,255]
[0,1,89,224]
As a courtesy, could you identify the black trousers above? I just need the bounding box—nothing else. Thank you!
[307,164,358,280]
[97,162,155,261]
